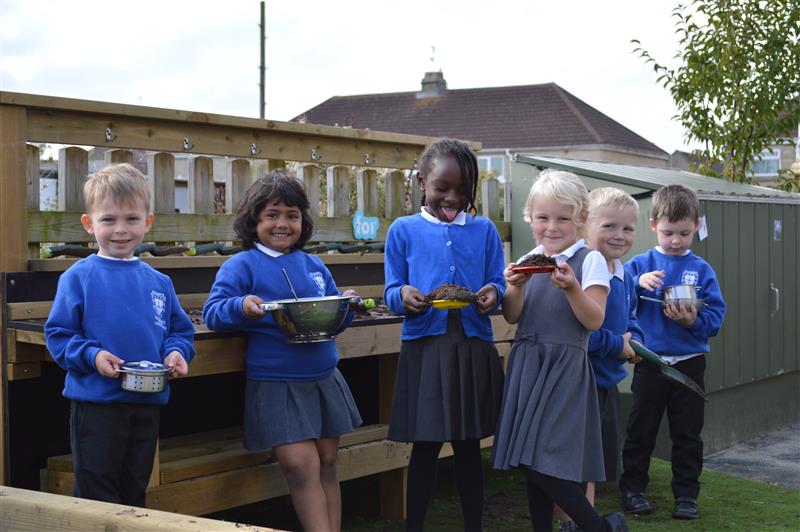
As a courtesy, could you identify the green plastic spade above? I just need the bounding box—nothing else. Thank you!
[630,340,708,401]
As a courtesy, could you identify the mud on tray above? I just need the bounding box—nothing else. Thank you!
[514,253,557,267]
[424,284,477,302]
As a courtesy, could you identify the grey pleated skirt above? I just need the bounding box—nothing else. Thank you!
[491,339,606,482]
[244,368,362,450]
[388,310,504,442]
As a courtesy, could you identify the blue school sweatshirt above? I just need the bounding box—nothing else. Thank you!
[625,248,726,361]
[383,211,506,341]
[588,264,644,388]
[44,254,195,405]
[203,247,353,381]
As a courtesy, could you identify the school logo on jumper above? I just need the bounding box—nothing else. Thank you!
[309,272,326,296]
[151,290,167,330]
[681,270,699,286]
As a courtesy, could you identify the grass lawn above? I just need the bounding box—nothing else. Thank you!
[343,450,800,531]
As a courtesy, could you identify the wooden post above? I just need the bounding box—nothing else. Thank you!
[266,159,286,172]
[103,149,133,165]
[187,156,214,214]
[481,177,499,219]
[26,145,40,259]
[225,159,252,214]
[326,166,350,217]
[57,147,88,212]
[0,104,28,485]
[384,170,405,220]
[147,153,176,214]
[356,168,379,215]
[148,441,160,488]
[410,171,423,213]
[378,353,406,518]
[298,164,321,217]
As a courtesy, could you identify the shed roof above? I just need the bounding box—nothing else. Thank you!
[516,154,800,203]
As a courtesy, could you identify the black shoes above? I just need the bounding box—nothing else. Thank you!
[602,512,630,531]
[621,491,653,515]
[673,496,699,519]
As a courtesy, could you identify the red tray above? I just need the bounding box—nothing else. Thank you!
[510,265,556,274]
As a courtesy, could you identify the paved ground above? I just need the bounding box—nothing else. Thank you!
[704,423,800,490]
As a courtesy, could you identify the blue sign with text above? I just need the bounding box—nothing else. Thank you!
[353,210,380,240]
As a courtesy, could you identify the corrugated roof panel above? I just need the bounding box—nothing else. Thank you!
[516,154,800,201]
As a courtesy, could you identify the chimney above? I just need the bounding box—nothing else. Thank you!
[417,70,447,99]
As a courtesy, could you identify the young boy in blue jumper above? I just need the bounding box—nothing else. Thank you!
[45,163,195,506]
[557,187,644,532]
[620,184,725,520]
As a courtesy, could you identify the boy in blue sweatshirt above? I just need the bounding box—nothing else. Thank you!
[45,163,195,506]
[619,184,725,520]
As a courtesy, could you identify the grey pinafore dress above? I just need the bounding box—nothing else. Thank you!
[491,246,605,482]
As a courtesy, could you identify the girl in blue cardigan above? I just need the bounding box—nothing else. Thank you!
[203,172,362,532]
[384,138,506,532]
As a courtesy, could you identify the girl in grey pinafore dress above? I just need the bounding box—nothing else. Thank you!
[492,246,605,480]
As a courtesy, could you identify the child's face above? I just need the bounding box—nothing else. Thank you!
[586,206,637,262]
[650,216,698,255]
[81,197,153,259]
[256,199,302,253]
[418,156,468,223]
[530,195,582,255]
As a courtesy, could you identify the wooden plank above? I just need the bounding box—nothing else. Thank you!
[27,251,389,272]
[23,108,429,170]
[225,159,251,214]
[337,284,384,298]
[149,442,160,488]
[9,328,46,346]
[0,486,274,531]
[384,170,405,219]
[57,146,87,211]
[0,105,29,273]
[7,330,46,363]
[160,424,388,485]
[176,292,209,309]
[103,149,133,165]
[356,168,379,215]
[26,143,40,210]
[187,156,214,215]
[380,468,407,519]
[266,159,286,172]
[2,90,464,150]
[8,300,53,320]
[327,166,350,217]
[481,177,500,219]
[298,164,322,217]
[6,362,42,380]
[185,337,246,377]
[337,324,402,359]
[147,152,176,214]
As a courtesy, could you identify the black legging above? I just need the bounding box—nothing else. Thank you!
[523,469,609,532]
[406,439,484,532]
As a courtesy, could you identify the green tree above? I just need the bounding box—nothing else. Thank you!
[633,0,800,182]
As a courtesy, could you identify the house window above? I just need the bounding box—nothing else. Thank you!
[478,156,505,180]
[749,149,781,177]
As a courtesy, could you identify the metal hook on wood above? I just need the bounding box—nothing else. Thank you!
[182,137,195,151]
[310,148,319,161]
[250,143,262,156]
[105,127,117,143]
[364,154,371,165]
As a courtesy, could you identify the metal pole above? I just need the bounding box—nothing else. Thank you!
[259,1,265,119]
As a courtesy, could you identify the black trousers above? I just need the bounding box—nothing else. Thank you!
[597,385,621,482]
[620,355,705,499]
[70,401,160,506]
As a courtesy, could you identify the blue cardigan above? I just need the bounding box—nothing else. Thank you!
[384,212,506,341]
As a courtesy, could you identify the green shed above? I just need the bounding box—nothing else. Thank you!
[509,154,800,453]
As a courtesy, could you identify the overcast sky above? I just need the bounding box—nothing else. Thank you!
[1,0,699,154]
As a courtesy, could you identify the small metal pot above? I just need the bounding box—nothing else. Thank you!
[640,284,707,310]
[260,295,358,343]
[117,361,171,393]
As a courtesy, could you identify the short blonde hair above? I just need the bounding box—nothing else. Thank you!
[523,169,589,225]
[588,187,639,223]
[83,163,150,213]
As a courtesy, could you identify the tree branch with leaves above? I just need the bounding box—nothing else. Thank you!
[633,0,800,182]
